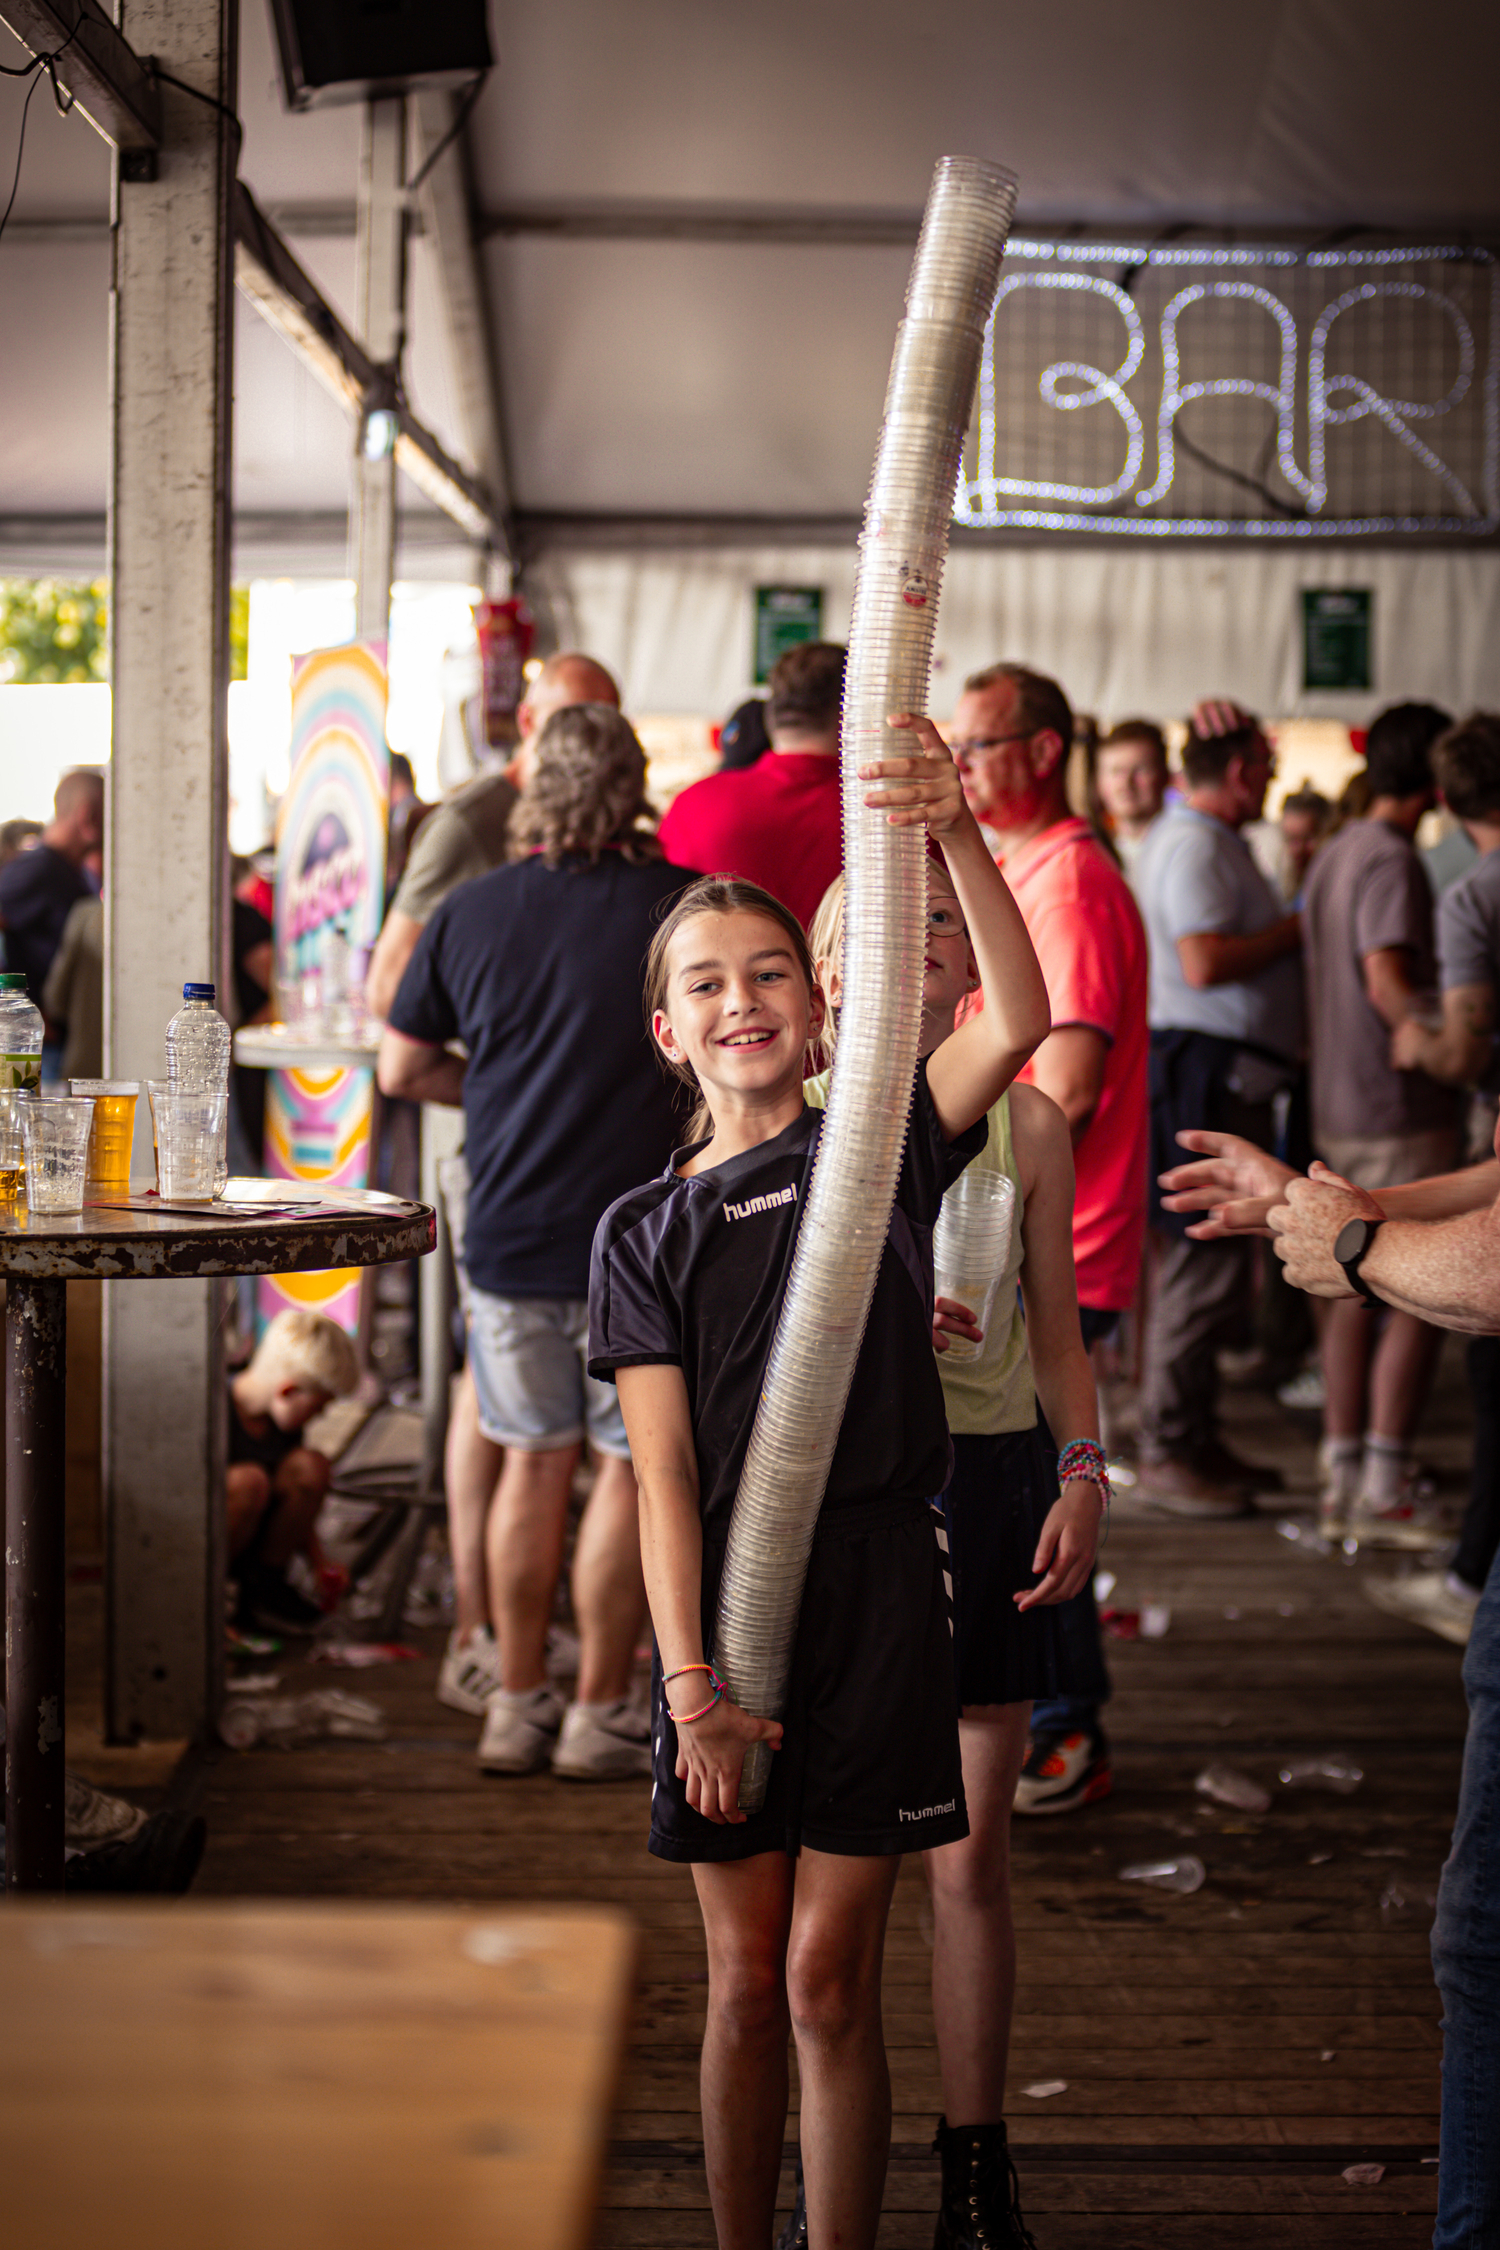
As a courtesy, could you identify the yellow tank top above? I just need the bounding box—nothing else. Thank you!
[802,1074,1034,1436]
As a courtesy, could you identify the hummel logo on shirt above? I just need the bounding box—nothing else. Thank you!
[722,1182,798,1223]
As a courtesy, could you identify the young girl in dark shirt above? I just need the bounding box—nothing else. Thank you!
[589,719,1048,2250]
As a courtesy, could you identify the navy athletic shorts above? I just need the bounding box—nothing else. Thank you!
[941,1425,1067,1709]
[648,1497,969,1863]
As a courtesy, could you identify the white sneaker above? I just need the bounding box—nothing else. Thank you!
[64,1772,149,1850]
[477,1685,564,1775]
[551,1698,653,1781]
[1347,1492,1449,1552]
[1365,1569,1479,1647]
[437,1626,503,1716]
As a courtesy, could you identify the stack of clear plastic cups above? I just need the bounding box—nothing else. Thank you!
[932,1167,1017,1364]
[712,155,1018,1810]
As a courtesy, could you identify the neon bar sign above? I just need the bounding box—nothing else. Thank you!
[956,242,1499,537]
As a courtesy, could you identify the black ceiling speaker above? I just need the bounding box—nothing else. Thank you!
[268,0,493,111]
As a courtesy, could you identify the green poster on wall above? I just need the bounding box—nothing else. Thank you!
[754,586,823,685]
[1302,589,1372,691]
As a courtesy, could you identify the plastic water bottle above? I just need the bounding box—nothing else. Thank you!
[166,981,232,1195]
[0,973,43,1091]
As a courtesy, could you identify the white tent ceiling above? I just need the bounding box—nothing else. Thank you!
[2,0,1498,571]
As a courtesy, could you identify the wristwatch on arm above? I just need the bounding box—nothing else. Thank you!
[1333,1217,1383,1309]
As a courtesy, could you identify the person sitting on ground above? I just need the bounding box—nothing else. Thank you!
[377,702,699,1781]
[808,863,1103,2250]
[1085,717,1170,887]
[228,1309,359,1635]
[656,640,847,927]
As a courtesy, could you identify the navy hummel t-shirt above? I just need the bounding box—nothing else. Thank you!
[588,1063,985,1537]
[388,851,698,1299]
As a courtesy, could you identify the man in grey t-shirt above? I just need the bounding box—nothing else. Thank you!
[1301,702,1460,1543]
[1134,704,1303,1516]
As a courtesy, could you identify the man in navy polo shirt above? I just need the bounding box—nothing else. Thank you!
[378,703,698,1780]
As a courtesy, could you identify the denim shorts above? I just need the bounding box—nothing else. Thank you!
[466,1286,630,1456]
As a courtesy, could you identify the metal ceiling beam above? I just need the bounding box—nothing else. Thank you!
[410,87,512,567]
[232,182,507,551]
[0,0,161,150]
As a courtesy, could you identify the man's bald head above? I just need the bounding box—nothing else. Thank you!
[46,768,105,862]
[518,652,620,739]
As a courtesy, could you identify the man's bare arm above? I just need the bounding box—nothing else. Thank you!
[1359,1203,1500,1332]
[376,1025,465,1106]
[1176,919,1301,990]
[1361,945,1420,1032]
[1390,982,1496,1086]
[1376,1156,1500,1222]
[366,910,426,1023]
[1025,1024,1109,1146]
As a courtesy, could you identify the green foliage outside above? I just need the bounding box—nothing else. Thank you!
[0,579,109,683]
[0,579,251,685]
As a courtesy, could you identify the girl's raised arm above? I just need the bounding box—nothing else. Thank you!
[615,1364,781,1822]
[860,714,1050,1139]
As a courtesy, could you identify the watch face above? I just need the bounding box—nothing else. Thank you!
[1334,1216,1372,1267]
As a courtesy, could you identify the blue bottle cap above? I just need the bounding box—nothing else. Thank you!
[183,982,216,1000]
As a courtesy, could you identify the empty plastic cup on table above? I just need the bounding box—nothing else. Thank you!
[19,1095,95,1216]
[70,1079,139,1198]
[0,1086,29,1205]
[932,1165,1017,1363]
[149,1086,227,1203]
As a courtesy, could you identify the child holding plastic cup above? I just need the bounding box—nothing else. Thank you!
[588,717,1049,2250]
[810,855,1106,2250]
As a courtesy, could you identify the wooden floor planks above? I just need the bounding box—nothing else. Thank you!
[101,1345,1477,2247]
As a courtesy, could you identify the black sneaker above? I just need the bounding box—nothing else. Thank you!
[1013,1725,1112,1815]
[65,1808,207,1895]
[234,1560,323,1636]
[933,2117,1036,2250]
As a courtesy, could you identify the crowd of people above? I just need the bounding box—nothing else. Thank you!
[368,639,1499,2250]
[7,640,1497,2246]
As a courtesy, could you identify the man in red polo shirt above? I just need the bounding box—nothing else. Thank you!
[658,641,845,927]
[953,660,1150,1813]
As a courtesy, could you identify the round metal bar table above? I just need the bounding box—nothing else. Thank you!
[0,1182,434,1892]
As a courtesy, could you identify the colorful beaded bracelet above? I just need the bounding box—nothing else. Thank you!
[1056,1439,1111,1500]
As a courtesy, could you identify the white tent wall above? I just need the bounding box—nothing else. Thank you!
[534,543,1500,727]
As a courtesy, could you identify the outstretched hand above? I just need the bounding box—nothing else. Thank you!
[859,713,969,834]
[674,1696,783,1825]
[1158,1129,1297,1239]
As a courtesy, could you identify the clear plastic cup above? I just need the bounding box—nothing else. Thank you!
[932,1166,1017,1363]
[0,1085,29,1205]
[149,1086,227,1202]
[19,1094,95,1215]
[70,1078,140,1198]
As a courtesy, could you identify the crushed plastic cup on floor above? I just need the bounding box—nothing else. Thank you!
[1140,1602,1171,1639]
[1093,1569,1117,1603]
[1341,2164,1385,2186]
[1279,1754,1364,1794]
[1195,1763,1272,1813]
[1380,1881,1437,1923]
[1101,1607,1139,1641]
[1022,2080,1068,2099]
[1119,1855,1206,1894]
[219,1688,387,1749]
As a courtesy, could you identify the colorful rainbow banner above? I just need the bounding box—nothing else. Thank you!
[260,642,390,1338]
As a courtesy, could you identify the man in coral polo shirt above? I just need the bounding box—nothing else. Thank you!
[658,641,845,926]
[953,660,1150,1813]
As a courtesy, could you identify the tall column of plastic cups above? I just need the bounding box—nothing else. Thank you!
[712,156,1018,1811]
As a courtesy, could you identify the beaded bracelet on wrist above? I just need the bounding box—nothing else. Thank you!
[1056,1439,1111,1502]
[662,1661,726,1725]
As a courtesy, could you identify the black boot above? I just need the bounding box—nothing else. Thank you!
[932,2117,1037,2250]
